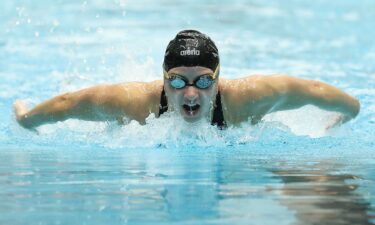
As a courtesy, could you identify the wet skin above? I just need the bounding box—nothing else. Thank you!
[14,66,360,129]
[163,67,218,123]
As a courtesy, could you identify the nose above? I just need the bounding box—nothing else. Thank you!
[184,86,199,103]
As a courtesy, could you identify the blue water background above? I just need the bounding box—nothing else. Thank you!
[1,0,375,224]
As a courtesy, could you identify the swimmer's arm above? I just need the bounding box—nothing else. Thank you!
[13,85,125,129]
[264,75,360,122]
[14,83,159,129]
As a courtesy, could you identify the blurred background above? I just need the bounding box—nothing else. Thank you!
[0,1,375,224]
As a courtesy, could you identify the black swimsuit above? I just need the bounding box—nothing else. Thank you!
[158,88,226,128]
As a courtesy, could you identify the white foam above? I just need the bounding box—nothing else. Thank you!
[263,105,344,138]
[26,104,346,149]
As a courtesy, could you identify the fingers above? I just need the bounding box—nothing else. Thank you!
[13,100,40,131]
[13,100,28,121]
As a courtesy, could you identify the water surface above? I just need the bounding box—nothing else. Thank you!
[1,0,375,224]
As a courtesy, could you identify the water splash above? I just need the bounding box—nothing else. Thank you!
[9,105,350,150]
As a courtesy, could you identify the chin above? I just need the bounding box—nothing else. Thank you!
[182,115,203,123]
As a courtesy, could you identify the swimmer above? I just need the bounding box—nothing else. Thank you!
[14,30,360,130]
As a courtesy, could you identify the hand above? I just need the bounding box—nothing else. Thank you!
[13,100,29,123]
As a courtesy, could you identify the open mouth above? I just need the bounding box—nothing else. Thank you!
[182,104,200,116]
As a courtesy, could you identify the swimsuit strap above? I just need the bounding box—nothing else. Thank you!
[211,91,226,128]
[159,88,168,116]
[159,88,226,128]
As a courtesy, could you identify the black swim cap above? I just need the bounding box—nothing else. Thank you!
[163,30,219,73]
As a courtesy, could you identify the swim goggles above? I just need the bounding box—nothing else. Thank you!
[164,66,219,89]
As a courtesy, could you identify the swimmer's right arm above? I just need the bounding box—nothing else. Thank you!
[14,85,125,129]
[13,82,162,129]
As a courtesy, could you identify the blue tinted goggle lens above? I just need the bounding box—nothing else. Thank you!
[169,75,214,89]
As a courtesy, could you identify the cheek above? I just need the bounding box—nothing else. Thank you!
[199,90,217,112]
[203,88,217,102]
[165,88,183,105]
[172,94,183,104]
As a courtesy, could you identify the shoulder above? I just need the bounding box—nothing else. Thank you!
[77,80,163,106]
[89,80,164,121]
[116,80,163,97]
[219,74,298,97]
[219,74,293,88]
[105,80,163,104]
[217,75,292,124]
[219,75,272,101]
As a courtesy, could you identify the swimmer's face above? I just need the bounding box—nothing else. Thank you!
[164,66,219,123]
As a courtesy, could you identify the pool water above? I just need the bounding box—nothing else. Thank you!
[1,0,375,224]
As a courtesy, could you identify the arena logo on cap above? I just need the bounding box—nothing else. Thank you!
[180,49,200,56]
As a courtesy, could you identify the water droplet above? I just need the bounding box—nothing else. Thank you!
[53,20,60,27]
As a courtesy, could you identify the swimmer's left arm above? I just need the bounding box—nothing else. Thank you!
[265,75,360,123]
[223,75,360,125]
